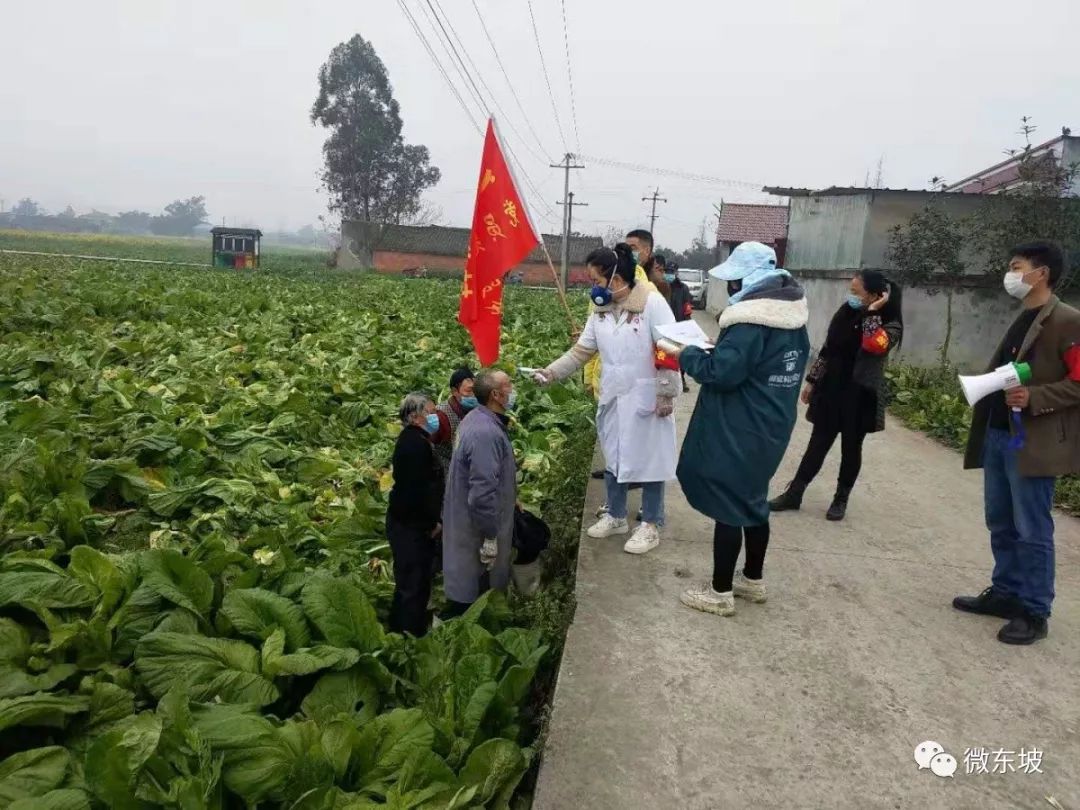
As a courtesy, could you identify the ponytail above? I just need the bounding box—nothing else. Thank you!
[586,243,637,288]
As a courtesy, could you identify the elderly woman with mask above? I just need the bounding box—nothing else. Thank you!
[534,243,679,555]
[665,242,810,617]
[386,392,444,636]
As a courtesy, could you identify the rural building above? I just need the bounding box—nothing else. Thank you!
[707,186,1017,367]
[714,203,789,264]
[945,130,1080,196]
[338,222,602,286]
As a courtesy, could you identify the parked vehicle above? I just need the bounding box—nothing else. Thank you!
[678,268,706,308]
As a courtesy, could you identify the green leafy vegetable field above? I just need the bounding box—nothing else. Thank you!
[0,248,594,809]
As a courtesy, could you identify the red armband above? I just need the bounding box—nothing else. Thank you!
[861,327,890,355]
[1065,343,1080,382]
[654,344,680,371]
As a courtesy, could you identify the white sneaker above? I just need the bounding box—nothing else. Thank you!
[623,522,660,555]
[587,514,629,538]
[733,571,767,603]
[681,583,736,616]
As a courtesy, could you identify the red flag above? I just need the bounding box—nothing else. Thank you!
[458,119,540,365]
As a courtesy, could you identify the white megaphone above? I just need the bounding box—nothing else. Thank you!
[958,362,1032,407]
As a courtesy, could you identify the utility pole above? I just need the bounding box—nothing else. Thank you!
[642,187,668,235]
[551,153,585,288]
[556,191,589,246]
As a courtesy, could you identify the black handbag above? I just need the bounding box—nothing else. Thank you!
[513,507,550,565]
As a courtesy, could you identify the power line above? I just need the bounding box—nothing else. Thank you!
[470,0,554,161]
[428,0,551,166]
[559,0,582,153]
[396,0,482,134]
[573,153,766,192]
[416,0,489,123]
[397,1,557,226]
[526,0,568,152]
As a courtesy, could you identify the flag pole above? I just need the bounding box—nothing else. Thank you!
[539,241,579,333]
[490,117,579,334]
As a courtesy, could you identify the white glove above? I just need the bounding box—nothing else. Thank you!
[532,369,553,386]
[480,538,498,569]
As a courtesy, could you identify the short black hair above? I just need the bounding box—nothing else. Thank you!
[625,229,654,248]
[449,367,474,391]
[653,254,667,269]
[1011,240,1066,288]
[473,370,502,406]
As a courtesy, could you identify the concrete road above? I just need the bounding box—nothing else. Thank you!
[534,315,1080,810]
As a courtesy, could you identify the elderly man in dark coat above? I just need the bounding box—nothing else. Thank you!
[440,370,518,617]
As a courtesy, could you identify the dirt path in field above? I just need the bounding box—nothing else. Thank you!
[533,313,1080,810]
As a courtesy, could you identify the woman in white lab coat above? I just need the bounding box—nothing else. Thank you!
[535,243,679,555]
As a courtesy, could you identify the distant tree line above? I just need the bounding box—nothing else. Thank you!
[0,195,210,237]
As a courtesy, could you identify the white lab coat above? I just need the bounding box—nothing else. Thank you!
[577,290,678,483]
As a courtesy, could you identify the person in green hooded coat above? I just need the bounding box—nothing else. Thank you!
[667,242,810,618]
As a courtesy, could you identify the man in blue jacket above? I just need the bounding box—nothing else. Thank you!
[440,370,518,618]
[667,242,810,617]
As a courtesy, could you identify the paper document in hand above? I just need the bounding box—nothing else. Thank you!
[656,321,713,349]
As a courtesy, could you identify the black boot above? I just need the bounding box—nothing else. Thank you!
[826,486,852,521]
[769,480,807,512]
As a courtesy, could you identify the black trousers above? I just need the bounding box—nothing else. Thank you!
[795,393,869,489]
[713,522,770,592]
[386,515,436,637]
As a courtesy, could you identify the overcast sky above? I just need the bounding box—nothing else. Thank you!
[2,0,1078,251]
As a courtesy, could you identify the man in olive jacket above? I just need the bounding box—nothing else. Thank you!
[955,241,1080,645]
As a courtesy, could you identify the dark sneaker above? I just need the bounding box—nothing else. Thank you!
[825,487,851,521]
[997,615,1048,645]
[591,469,605,480]
[769,481,806,513]
[952,587,1021,619]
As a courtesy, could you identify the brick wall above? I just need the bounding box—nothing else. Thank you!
[373,250,592,287]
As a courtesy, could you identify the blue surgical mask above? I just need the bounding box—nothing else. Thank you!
[424,413,440,434]
[664,273,676,283]
[846,294,864,310]
[506,390,518,411]
[632,250,641,264]
[590,284,613,306]
[460,395,478,410]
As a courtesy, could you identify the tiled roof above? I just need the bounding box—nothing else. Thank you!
[715,204,788,243]
[376,224,602,264]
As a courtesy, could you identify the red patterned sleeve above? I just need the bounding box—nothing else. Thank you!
[1065,344,1080,382]
[861,314,890,355]
[654,344,680,371]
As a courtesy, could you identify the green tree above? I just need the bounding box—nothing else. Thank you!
[11,198,42,218]
[150,196,208,236]
[887,202,967,365]
[311,35,440,224]
[966,128,1080,292]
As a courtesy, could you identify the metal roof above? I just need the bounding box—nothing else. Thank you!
[715,203,788,243]
[375,224,602,264]
[764,186,967,198]
[211,227,262,236]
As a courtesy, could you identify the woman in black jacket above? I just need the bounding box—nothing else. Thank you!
[386,392,445,636]
[770,270,903,521]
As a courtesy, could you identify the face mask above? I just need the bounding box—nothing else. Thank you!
[664,273,676,283]
[505,390,517,411]
[590,284,612,306]
[424,413,440,434]
[631,250,640,265]
[846,294,864,310]
[459,395,478,410]
[1003,271,1034,300]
